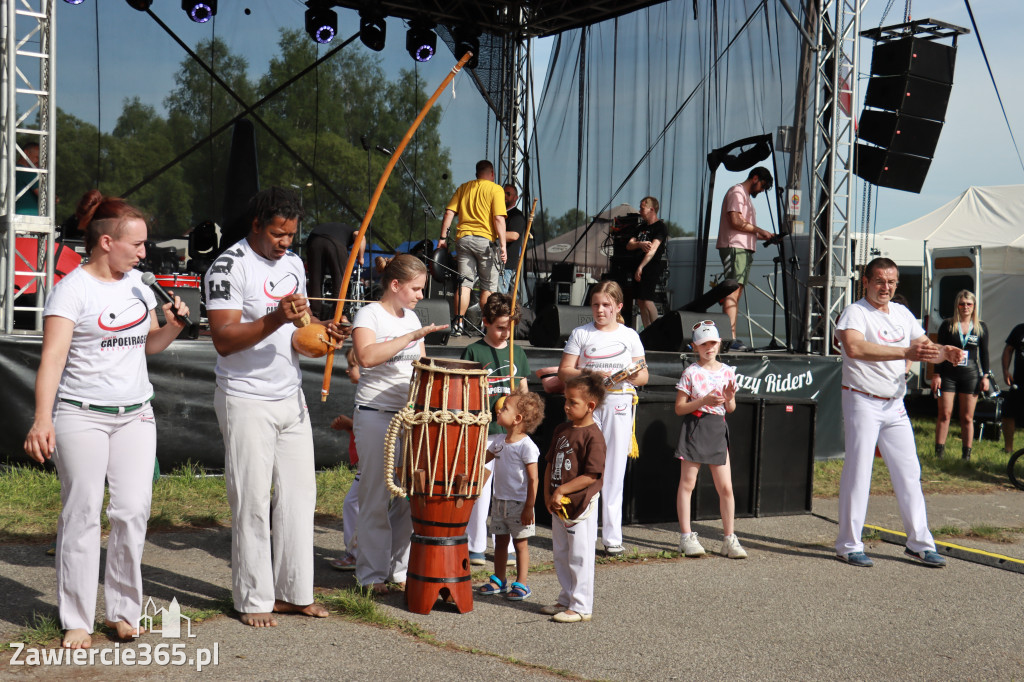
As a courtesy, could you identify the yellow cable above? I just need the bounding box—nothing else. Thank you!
[863,523,1024,566]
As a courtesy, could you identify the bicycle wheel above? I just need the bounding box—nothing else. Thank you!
[1008,449,1024,491]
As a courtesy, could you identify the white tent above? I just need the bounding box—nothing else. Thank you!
[879,185,1024,355]
[530,204,638,277]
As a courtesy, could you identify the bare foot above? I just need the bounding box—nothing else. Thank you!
[104,620,145,640]
[369,582,389,595]
[239,612,277,628]
[62,629,91,648]
[273,600,329,618]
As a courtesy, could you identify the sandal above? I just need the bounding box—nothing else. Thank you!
[477,575,509,595]
[506,582,532,601]
[327,554,356,571]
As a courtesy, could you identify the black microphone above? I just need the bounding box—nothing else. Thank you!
[376,144,394,156]
[141,272,197,336]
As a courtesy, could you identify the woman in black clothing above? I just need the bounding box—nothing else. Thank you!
[931,290,990,460]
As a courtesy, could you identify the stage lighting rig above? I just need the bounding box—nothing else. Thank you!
[64,0,86,5]
[305,5,338,44]
[126,0,153,9]
[182,0,216,23]
[359,6,387,52]
[406,20,436,63]
[453,26,480,69]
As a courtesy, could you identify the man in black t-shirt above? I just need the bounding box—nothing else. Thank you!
[500,183,526,296]
[305,222,365,319]
[1001,323,1024,453]
[626,196,668,328]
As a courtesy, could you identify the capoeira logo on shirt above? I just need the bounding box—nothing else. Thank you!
[582,341,629,362]
[97,295,149,333]
[876,325,907,344]
[382,334,419,364]
[263,273,299,300]
[485,361,517,393]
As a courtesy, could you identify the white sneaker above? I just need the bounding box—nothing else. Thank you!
[720,534,748,559]
[678,532,706,557]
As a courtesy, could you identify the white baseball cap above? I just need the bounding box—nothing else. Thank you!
[692,320,721,346]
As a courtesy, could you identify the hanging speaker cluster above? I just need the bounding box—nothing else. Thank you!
[855,36,957,194]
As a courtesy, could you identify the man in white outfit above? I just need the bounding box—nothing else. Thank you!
[834,257,962,568]
[206,187,343,626]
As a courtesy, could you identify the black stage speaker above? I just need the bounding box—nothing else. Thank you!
[639,311,732,352]
[858,110,943,157]
[529,305,591,348]
[412,298,451,345]
[855,144,932,194]
[863,74,952,121]
[155,286,202,340]
[870,37,956,84]
[755,398,815,516]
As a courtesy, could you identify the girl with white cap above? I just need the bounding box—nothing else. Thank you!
[672,320,746,559]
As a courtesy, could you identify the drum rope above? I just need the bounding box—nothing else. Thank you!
[384,360,492,499]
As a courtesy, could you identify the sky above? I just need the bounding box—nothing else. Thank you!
[51,1,1022,237]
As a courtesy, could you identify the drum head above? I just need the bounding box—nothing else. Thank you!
[428,247,453,284]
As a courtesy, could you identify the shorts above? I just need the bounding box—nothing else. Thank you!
[487,498,535,539]
[1004,387,1024,422]
[635,260,665,301]
[674,412,730,465]
[455,234,500,292]
[939,367,982,396]
[719,247,754,286]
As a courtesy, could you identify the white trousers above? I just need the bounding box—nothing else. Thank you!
[836,390,936,555]
[354,408,412,586]
[592,393,634,547]
[215,389,316,613]
[342,472,360,556]
[53,402,156,633]
[467,470,515,556]
[551,493,599,615]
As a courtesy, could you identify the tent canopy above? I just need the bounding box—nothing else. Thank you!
[531,203,637,276]
[881,185,1024,276]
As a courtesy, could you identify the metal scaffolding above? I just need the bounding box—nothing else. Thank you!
[496,6,530,195]
[1,0,56,334]
[803,0,859,355]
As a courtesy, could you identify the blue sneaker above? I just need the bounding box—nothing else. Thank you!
[468,551,485,566]
[904,548,946,567]
[836,551,874,567]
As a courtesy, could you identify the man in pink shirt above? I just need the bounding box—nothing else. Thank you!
[716,167,773,351]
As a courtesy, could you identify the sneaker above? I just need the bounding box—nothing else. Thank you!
[469,551,485,566]
[835,551,874,567]
[904,548,946,568]
[604,544,625,557]
[450,324,464,338]
[727,340,749,352]
[720,534,748,559]
[678,532,706,557]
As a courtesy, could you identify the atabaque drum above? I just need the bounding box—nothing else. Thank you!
[399,357,490,614]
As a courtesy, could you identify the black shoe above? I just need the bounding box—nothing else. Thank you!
[935,443,945,459]
[727,340,750,352]
[961,446,971,461]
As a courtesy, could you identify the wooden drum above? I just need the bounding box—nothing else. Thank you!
[396,357,490,615]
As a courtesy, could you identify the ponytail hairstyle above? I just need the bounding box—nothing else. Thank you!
[76,189,146,255]
[375,253,428,290]
[589,280,625,324]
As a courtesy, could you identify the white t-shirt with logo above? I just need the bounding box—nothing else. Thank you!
[352,302,423,411]
[675,362,737,416]
[44,267,157,404]
[836,298,924,399]
[487,433,540,502]
[205,238,306,400]
[563,322,645,391]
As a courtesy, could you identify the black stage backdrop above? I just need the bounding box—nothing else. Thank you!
[0,337,843,470]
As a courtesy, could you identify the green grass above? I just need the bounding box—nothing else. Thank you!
[8,612,61,647]
[0,462,356,543]
[813,416,1012,498]
[932,523,1023,544]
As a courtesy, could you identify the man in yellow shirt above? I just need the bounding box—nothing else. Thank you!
[439,160,507,336]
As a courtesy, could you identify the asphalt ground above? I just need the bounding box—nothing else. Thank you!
[1,490,1022,681]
